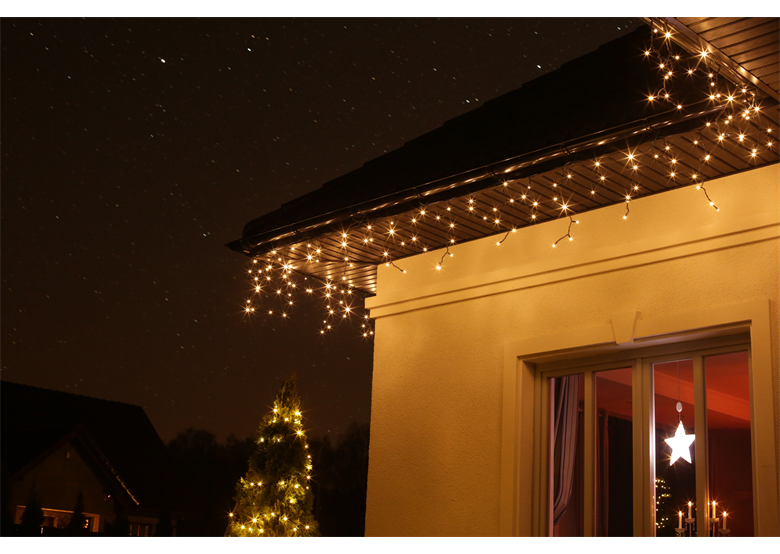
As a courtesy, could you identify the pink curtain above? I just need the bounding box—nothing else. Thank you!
[552,375,581,525]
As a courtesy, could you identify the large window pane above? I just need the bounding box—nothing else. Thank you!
[654,359,696,536]
[549,374,584,536]
[705,351,753,537]
[595,367,633,536]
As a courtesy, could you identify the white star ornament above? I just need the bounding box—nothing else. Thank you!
[664,421,695,465]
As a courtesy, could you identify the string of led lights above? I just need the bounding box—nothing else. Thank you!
[227,400,317,536]
[240,24,777,338]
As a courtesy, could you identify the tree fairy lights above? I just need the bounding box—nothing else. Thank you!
[239,23,777,338]
[227,376,319,537]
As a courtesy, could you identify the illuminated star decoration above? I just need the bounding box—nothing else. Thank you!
[665,421,695,465]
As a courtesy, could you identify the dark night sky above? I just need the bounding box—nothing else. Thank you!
[1,15,641,442]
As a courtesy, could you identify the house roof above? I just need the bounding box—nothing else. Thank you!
[227,21,779,294]
[1,381,176,512]
[7,424,143,508]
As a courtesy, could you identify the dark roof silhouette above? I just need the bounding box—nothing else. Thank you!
[230,26,686,250]
[1,381,174,512]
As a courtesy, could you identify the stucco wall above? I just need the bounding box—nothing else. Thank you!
[364,165,779,536]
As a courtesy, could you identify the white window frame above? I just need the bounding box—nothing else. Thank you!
[498,299,778,536]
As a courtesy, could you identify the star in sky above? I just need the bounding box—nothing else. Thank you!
[665,421,695,465]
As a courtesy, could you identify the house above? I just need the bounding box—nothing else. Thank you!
[1,382,181,535]
[227,19,779,536]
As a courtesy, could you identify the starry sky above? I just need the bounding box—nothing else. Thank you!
[1,17,642,442]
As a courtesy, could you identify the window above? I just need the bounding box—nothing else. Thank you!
[539,338,755,536]
[499,301,778,537]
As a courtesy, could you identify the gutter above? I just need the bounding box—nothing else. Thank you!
[227,99,726,256]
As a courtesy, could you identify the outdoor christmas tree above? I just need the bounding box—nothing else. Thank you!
[227,375,319,536]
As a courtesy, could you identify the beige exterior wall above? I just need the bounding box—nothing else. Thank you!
[364,165,780,536]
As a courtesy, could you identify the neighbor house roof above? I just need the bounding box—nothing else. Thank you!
[228,19,779,294]
[1,381,175,513]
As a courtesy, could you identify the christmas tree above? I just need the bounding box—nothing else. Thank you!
[227,375,319,536]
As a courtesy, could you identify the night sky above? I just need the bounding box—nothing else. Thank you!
[1,17,641,442]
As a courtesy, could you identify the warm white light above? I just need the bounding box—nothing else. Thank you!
[665,421,695,465]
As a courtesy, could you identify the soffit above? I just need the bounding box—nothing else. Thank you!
[660,17,779,99]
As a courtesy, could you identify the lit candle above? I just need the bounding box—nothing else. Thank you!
[723,512,727,529]
[688,501,692,519]
[678,511,683,528]
[712,501,716,519]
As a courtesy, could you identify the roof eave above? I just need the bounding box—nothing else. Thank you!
[227,99,724,256]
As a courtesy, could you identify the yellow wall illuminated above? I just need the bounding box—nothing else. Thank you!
[364,165,779,536]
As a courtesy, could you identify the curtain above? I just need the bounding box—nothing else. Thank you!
[596,409,610,536]
[552,374,580,525]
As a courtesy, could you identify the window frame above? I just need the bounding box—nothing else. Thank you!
[538,339,752,537]
[498,299,778,537]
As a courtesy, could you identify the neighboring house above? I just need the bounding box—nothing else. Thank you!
[227,19,779,536]
[1,382,181,535]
